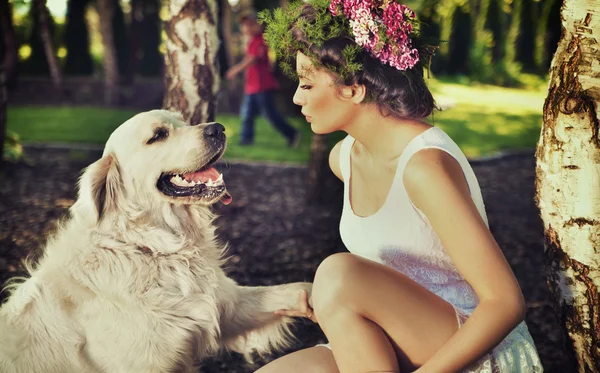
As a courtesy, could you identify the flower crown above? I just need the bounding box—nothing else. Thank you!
[260,0,435,80]
[328,0,419,71]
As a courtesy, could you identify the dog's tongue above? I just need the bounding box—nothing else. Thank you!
[182,167,233,205]
[183,167,220,182]
[221,191,233,205]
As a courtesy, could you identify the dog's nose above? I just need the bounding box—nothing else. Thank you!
[204,123,225,138]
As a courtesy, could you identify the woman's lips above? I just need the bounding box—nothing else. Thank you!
[304,115,312,122]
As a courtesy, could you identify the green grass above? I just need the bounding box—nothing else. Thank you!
[7,77,547,164]
[429,74,546,157]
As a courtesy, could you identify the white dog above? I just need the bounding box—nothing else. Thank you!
[0,110,312,373]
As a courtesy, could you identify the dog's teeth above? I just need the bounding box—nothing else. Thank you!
[207,179,214,187]
[216,174,223,183]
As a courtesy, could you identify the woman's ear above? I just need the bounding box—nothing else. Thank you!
[339,84,367,104]
[71,154,122,228]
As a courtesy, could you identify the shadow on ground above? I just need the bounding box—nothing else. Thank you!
[0,148,572,372]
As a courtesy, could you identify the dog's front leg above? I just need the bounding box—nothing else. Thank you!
[217,275,312,357]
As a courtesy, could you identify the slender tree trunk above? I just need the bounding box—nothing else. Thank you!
[468,0,493,80]
[129,0,162,79]
[111,0,129,77]
[535,1,600,372]
[0,0,18,88]
[306,134,328,203]
[535,0,559,71]
[437,2,457,66]
[220,0,233,68]
[64,0,93,75]
[163,0,220,124]
[0,62,6,165]
[34,0,63,92]
[97,0,119,105]
[517,0,538,71]
[504,0,522,67]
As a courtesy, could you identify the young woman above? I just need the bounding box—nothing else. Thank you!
[257,0,543,372]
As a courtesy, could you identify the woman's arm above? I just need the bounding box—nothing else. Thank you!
[403,149,526,372]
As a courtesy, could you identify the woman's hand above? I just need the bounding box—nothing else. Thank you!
[274,289,317,323]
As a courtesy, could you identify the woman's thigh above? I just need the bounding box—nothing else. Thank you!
[254,346,338,373]
[313,253,460,369]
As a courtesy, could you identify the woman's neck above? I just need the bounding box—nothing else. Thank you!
[344,106,426,162]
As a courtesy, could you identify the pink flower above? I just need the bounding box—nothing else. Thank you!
[328,0,420,71]
[329,0,342,16]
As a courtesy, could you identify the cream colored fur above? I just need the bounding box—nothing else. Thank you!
[0,110,311,373]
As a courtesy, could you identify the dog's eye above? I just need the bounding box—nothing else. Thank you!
[147,128,169,144]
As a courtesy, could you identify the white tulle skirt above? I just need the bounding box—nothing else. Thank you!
[455,308,543,373]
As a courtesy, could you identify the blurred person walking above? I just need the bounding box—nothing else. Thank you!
[226,12,300,147]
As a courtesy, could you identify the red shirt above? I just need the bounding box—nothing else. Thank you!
[244,34,279,94]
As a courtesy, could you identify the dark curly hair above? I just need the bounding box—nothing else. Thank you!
[290,4,436,120]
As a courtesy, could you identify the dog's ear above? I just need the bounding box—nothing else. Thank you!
[71,154,122,228]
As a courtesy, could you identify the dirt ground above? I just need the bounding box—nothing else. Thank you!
[0,147,573,372]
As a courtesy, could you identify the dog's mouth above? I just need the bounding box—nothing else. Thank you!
[157,151,232,205]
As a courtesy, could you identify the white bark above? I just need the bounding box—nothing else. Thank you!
[535,1,600,371]
[163,0,220,124]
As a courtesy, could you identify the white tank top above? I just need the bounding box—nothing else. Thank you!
[338,126,487,311]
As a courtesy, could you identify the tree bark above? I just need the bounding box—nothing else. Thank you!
[535,1,600,372]
[0,0,18,88]
[163,0,220,124]
[97,0,120,105]
[34,0,63,92]
[306,134,328,203]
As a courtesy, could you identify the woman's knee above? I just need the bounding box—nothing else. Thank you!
[313,253,364,316]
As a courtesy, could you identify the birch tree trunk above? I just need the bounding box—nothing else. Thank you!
[97,0,119,105]
[163,0,220,124]
[34,0,63,92]
[535,1,600,371]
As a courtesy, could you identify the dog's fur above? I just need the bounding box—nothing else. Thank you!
[0,110,311,373]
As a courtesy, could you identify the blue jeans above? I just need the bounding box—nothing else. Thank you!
[240,90,297,143]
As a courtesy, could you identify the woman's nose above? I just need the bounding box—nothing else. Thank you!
[292,88,304,106]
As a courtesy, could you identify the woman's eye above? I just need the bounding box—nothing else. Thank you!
[147,128,169,144]
[300,84,312,90]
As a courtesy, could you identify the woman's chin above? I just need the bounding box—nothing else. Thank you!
[310,122,330,135]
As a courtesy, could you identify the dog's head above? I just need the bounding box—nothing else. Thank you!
[72,110,232,228]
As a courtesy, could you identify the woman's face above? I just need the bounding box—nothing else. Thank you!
[292,52,355,135]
